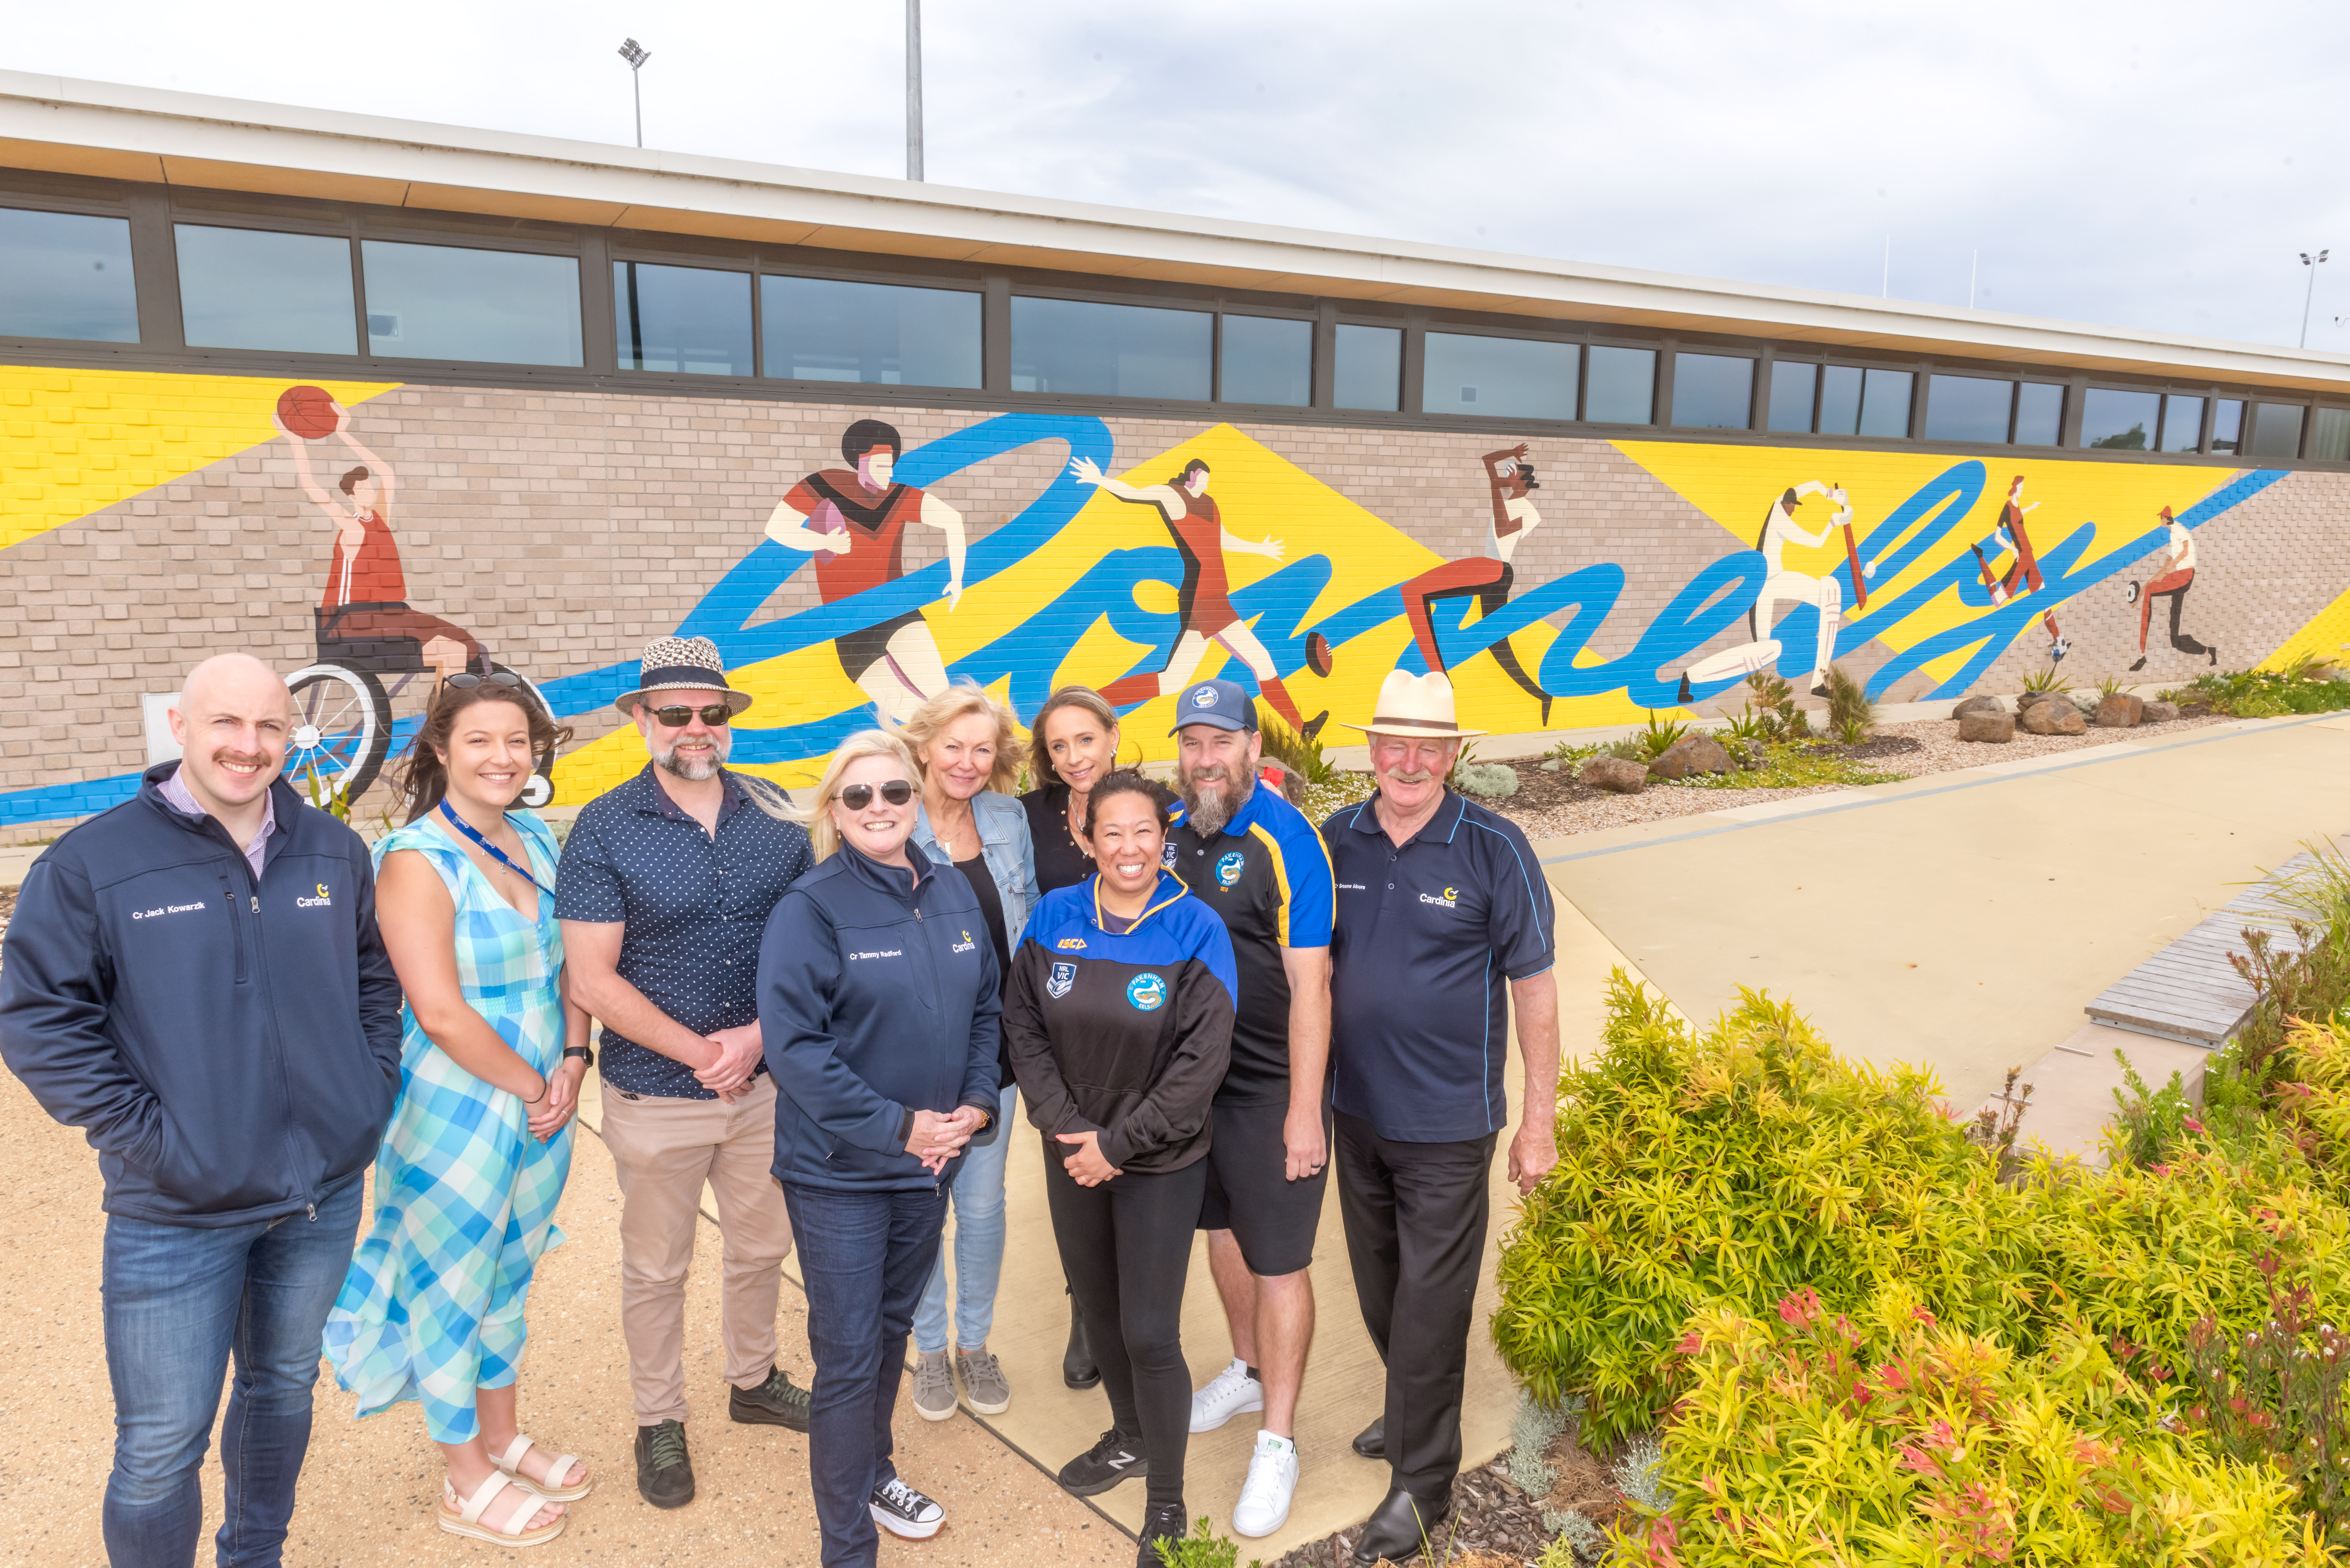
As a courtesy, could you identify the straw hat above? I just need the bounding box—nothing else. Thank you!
[614,635,754,716]
[1343,671,1486,740]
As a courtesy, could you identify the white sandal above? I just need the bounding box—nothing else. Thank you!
[493,1433,593,1501]
[441,1470,566,1546]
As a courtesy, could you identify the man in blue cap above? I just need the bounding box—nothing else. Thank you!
[1162,678,1336,1540]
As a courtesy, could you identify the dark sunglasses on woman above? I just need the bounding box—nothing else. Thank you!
[444,671,522,690]
[647,703,733,728]
[837,780,914,810]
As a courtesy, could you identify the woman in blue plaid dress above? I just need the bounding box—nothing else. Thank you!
[324,681,591,1546]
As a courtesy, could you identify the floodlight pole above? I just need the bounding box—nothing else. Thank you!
[906,0,925,181]
[2301,250,2330,348]
[618,38,650,149]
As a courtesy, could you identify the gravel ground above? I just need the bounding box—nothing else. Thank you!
[1482,711,2230,843]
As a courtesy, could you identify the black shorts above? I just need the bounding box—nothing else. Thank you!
[1197,1098,1331,1277]
[834,607,929,683]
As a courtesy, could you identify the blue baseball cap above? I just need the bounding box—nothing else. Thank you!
[1168,678,1258,735]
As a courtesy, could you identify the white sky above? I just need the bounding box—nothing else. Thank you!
[13,0,2349,350]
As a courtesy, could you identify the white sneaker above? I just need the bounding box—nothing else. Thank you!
[870,1476,945,1539]
[1232,1430,1298,1537]
[1189,1358,1264,1434]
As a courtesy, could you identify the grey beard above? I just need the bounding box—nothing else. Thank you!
[654,731,731,780]
[1181,767,1254,838]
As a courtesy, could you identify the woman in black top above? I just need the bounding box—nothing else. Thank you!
[1003,770,1237,1568]
[1023,685,1176,894]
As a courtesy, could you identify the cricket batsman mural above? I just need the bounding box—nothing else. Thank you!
[1675,480,1879,702]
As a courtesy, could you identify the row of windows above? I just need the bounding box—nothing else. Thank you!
[4,200,2345,461]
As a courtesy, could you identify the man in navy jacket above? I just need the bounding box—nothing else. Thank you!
[0,654,403,1568]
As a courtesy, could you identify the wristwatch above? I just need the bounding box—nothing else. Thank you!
[564,1045,595,1067]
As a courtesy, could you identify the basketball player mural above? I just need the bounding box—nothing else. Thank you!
[2126,505,2217,671]
[1676,480,1878,703]
[274,395,483,691]
[1968,474,2069,664]
[765,418,967,725]
[1395,444,1555,724]
[1069,454,1330,741]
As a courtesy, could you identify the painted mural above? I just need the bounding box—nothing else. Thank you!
[0,364,2336,826]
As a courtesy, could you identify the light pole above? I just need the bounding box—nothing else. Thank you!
[905,0,924,181]
[618,38,650,149]
[2301,249,2329,348]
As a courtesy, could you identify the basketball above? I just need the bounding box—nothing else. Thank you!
[1305,631,1335,678]
[275,384,339,440]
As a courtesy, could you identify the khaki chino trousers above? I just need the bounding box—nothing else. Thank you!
[599,1071,796,1426]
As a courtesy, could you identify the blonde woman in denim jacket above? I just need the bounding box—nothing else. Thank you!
[899,682,1038,1420]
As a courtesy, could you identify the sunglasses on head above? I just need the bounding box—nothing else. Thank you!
[837,780,915,810]
[445,671,522,690]
[647,703,733,728]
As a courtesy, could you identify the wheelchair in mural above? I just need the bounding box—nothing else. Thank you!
[285,615,559,810]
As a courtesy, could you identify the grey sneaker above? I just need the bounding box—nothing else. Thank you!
[957,1348,1012,1415]
[912,1350,958,1422]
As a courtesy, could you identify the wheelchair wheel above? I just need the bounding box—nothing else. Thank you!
[485,663,562,809]
[286,663,392,806]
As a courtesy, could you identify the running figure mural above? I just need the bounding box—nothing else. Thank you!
[1677,480,1876,702]
[1968,473,2069,664]
[1396,444,1555,724]
[1070,455,1329,742]
[766,418,968,725]
[2127,505,2217,671]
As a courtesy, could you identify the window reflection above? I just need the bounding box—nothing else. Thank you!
[361,241,581,366]
[763,275,979,388]
[1818,366,1863,435]
[178,226,355,356]
[2014,383,2064,446]
[2249,403,2303,459]
[1924,374,2013,444]
[2158,396,2205,454]
[615,261,751,375]
[2304,407,2348,463]
[2081,388,2162,450]
[1423,332,1577,420]
[0,207,138,342]
[1219,315,1311,406]
[1671,353,1753,429]
[1858,369,1913,438]
[1585,345,1656,424]
[1011,296,1209,400]
[1333,323,1402,411]
[1766,362,1816,433]
[2210,400,2244,455]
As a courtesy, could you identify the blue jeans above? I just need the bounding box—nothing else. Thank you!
[782,1182,950,1568]
[912,1084,1016,1354]
[101,1174,365,1568]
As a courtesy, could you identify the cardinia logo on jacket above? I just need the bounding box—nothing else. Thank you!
[952,929,977,954]
[297,882,333,908]
[1419,886,1458,909]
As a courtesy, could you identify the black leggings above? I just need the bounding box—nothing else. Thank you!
[1042,1148,1207,1512]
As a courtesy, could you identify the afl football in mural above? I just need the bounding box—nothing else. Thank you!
[0,363,2341,824]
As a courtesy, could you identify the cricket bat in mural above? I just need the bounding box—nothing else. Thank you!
[1837,482,1869,610]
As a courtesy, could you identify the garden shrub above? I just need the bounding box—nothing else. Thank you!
[1492,977,2046,1448]
[1607,1287,2327,1567]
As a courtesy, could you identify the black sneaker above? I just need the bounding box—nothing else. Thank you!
[729,1364,811,1431]
[634,1419,694,1509]
[1058,1428,1148,1496]
[1137,1502,1188,1568]
[870,1476,945,1539]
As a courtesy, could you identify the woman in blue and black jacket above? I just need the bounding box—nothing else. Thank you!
[1003,767,1237,1568]
[758,729,1002,1568]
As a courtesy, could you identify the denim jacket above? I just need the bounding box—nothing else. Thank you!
[912,790,1038,949]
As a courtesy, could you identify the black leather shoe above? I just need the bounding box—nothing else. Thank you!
[1351,1486,1449,1566]
[729,1364,811,1431]
[635,1419,695,1509]
[1063,1293,1100,1390]
[1352,1416,1385,1459]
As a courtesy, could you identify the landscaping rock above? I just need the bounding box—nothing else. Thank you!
[1951,695,2005,720]
[1580,755,1648,794]
[1958,711,2017,743]
[2142,699,2181,723]
[2020,699,2087,735]
[2015,687,2069,711]
[1648,734,1733,780]
[2094,693,2145,728]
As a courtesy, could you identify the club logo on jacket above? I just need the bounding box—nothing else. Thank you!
[1161,839,1179,869]
[1216,851,1246,888]
[1047,961,1077,999]
[297,882,332,908]
[1126,972,1167,1012]
[952,928,977,954]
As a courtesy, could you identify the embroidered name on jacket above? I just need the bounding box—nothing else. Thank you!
[131,901,207,920]
[848,948,906,961]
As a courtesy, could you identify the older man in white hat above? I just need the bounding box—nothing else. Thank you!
[1317,671,1561,1565]
[555,636,815,1509]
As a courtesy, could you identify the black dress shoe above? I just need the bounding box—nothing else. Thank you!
[1352,1417,1385,1459]
[1351,1485,1449,1566]
[1063,1292,1101,1390]
[635,1419,695,1509]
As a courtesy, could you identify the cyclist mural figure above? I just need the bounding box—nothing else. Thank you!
[1676,481,1875,702]
[277,401,482,691]
[1394,444,1554,724]
[1070,455,1328,743]
[766,418,968,726]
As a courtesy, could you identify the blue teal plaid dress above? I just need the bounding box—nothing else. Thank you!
[324,810,572,1444]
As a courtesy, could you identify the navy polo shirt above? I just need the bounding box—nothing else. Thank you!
[555,764,814,1098]
[1321,789,1554,1142]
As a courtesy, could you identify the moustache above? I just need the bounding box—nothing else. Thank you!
[1387,770,1436,784]
[214,750,270,770]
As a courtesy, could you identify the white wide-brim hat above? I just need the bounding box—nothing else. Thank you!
[615,635,754,715]
[1343,670,1486,739]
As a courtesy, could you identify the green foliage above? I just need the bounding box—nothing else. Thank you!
[2185,667,2350,718]
[301,762,352,822]
[2104,1050,2195,1170]
[2180,1255,2350,1537]
[1720,705,1775,750]
[1741,671,1815,743]
[1637,712,1691,760]
[2096,674,2128,701]
[1823,664,1875,744]
[1678,743,1904,790]
[1508,1387,1577,1495]
[2020,664,2066,693]
[1454,762,1520,800]
[1256,716,1338,785]
[1295,771,1374,823]
[1491,977,2046,1448]
[1149,1518,1259,1568]
[1608,1290,2328,1567]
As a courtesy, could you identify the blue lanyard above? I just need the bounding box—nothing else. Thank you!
[438,800,546,894]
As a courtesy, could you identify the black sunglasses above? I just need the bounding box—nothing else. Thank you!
[647,704,733,728]
[837,780,915,810]
[445,671,522,690]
